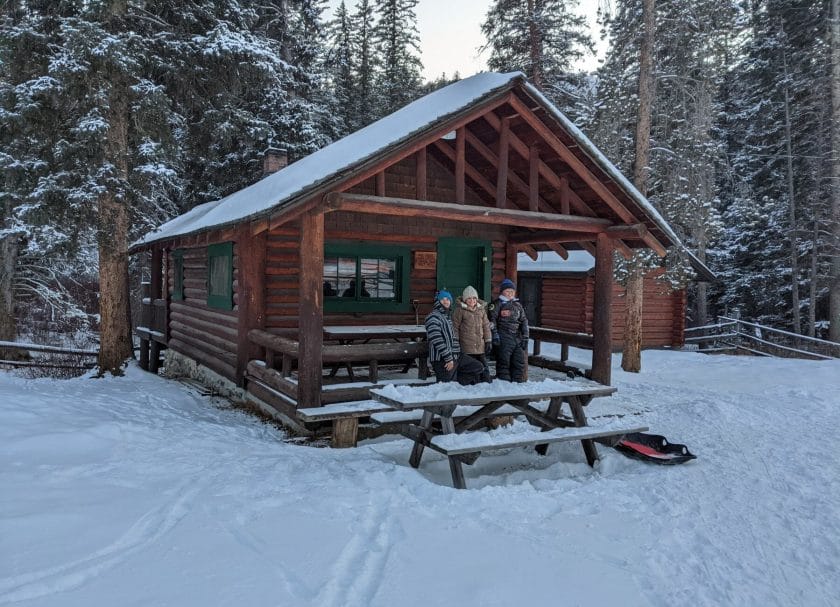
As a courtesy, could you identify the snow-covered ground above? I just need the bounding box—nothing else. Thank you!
[2,348,839,606]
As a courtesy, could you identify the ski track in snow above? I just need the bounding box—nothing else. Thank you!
[1,354,839,606]
[0,480,202,604]
[315,495,398,607]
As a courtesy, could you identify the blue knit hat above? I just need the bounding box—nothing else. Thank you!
[499,278,516,291]
[436,290,453,302]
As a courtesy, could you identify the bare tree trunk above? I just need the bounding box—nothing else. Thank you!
[97,77,133,374]
[830,0,840,342]
[808,219,818,338]
[693,229,709,327]
[527,0,542,89]
[0,233,22,359]
[622,0,656,373]
[781,45,801,334]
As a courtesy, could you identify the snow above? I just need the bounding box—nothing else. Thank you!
[2,349,839,606]
[133,72,522,248]
[518,249,595,272]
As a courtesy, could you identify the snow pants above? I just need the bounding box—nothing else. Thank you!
[432,353,489,385]
[495,333,526,382]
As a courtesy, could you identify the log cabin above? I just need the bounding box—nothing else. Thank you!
[130,71,713,428]
[517,251,686,350]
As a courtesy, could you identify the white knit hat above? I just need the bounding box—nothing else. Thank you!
[462,285,478,299]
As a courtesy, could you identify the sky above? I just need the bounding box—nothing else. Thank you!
[324,0,606,81]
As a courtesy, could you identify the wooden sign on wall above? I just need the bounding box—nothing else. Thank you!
[414,251,437,270]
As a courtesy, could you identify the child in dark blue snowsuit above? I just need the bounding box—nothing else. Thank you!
[489,278,529,382]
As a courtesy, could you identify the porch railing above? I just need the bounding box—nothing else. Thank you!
[529,326,595,376]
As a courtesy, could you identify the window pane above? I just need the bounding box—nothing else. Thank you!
[361,258,396,299]
[323,256,339,296]
[337,257,356,297]
[209,254,230,297]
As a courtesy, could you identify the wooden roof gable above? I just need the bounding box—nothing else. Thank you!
[131,71,712,280]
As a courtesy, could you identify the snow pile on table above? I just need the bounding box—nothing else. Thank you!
[2,348,839,606]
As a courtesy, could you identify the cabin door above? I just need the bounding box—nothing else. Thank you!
[518,274,542,326]
[436,238,491,302]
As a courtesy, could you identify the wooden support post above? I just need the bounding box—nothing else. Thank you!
[455,127,465,203]
[332,418,358,448]
[139,339,149,370]
[150,341,161,374]
[529,145,539,212]
[236,226,266,386]
[505,242,518,285]
[416,148,427,200]
[592,233,613,385]
[496,117,510,208]
[560,178,571,215]
[298,210,324,408]
[376,171,385,197]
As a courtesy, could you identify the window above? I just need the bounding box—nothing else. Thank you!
[207,242,233,310]
[172,249,184,301]
[323,243,410,313]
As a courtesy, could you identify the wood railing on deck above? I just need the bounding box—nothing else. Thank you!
[529,326,595,376]
[247,329,429,394]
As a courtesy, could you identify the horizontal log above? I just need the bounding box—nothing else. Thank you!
[529,327,594,348]
[171,302,238,323]
[168,338,236,381]
[0,340,98,356]
[246,360,298,398]
[170,326,236,356]
[326,192,613,233]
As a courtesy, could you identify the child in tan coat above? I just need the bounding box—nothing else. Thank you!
[451,285,492,382]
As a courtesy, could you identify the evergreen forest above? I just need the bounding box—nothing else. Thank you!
[1,0,838,369]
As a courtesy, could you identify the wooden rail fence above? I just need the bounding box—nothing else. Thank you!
[685,316,840,360]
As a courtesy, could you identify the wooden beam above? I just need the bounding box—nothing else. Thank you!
[416,148,427,200]
[325,192,613,233]
[235,226,266,385]
[591,233,613,385]
[496,117,510,208]
[297,210,324,408]
[505,242,518,284]
[262,91,515,233]
[455,127,465,203]
[519,244,539,261]
[509,230,602,245]
[606,223,649,240]
[560,177,571,214]
[529,145,539,212]
[483,111,596,217]
[494,100,670,257]
[463,130,552,213]
[375,171,385,196]
[546,242,569,260]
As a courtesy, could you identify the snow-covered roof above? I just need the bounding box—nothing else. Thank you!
[132,71,713,280]
[517,251,595,273]
[133,71,524,248]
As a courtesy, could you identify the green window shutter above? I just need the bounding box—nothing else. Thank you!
[172,249,184,301]
[323,242,411,313]
[207,242,234,310]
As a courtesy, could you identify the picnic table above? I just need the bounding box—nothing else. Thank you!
[323,325,427,380]
[370,379,647,489]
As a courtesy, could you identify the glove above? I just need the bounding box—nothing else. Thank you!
[492,332,500,346]
[484,342,493,355]
[519,337,529,351]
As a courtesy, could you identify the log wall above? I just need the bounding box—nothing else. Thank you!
[534,268,685,349]
[167,244,240,381]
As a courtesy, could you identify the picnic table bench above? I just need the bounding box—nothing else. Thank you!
[370,379,647,489]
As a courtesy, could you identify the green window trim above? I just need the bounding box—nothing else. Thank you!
[207,242,234,310]
[171,249,184,301]
[324,241,411,313]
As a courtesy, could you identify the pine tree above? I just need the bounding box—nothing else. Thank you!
[326,1,356,135]
[373,0,423,117]
[350,0,378,129]
[480,0,592,91]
